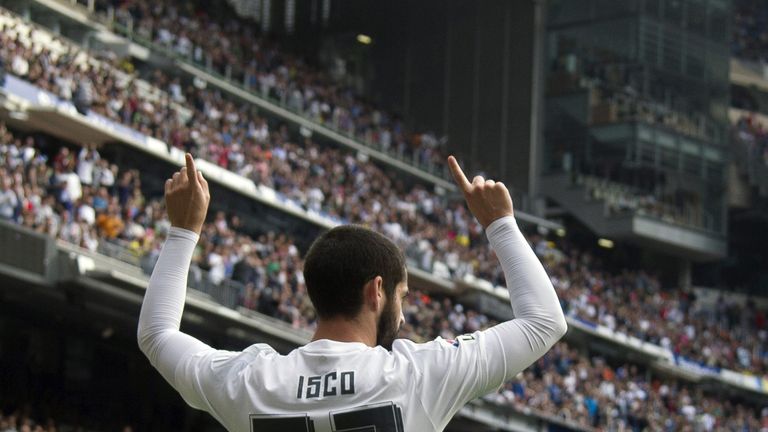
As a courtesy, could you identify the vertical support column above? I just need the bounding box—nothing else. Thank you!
[310,0,318,26]
[262,0,272,33]
[20,3,31,21]
[50,18,62,36]
[499,1,512,181]
[469,7,481,168]
[678,258,692,289]
[529,0,547,215]
[285,0,296,34]
[403,13,412,125]
[321,0,331,28]
[441,8,452,147]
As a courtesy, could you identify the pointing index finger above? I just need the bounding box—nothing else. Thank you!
[185,153,198,183]
[447,156,471,193]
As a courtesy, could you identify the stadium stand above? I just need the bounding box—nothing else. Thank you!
[732,113,768,196]
[574,174,707,229]
[491,342,768,431]
[545,62,721,233]
[2,0,768,430]
[0,407,133,432]
[732,0,768,63]
[730,0,768,194]
[0,408,59,432]
[0,7,509,287]
[4,117,768,375]
[3,124,768,430]
[84,0,450,176]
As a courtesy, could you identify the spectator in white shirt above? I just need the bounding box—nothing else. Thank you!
[77,145,100,186]
[0,177,18,220]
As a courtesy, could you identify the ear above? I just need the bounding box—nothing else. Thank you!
[363,276,385,313]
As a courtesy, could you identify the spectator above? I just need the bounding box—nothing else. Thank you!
[73,72,94,115]
[96,202,124,239]
[0,176,18,221]
[76,145,100,186]
[0,51,6,87]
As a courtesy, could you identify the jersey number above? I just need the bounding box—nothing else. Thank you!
[250,402,404,432]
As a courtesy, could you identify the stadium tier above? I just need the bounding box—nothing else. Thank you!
[1,124,768,430]
[1,0,768,431]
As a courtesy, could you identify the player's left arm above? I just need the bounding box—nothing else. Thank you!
[405,157,567,429]
[136,154,219,409]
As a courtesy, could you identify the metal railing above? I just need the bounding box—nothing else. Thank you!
[576,174,722,234]
[96,239,244,310]
[81,8,452,181]
[733,129,768,197]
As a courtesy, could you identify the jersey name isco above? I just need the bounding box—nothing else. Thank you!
[296,371,356,399]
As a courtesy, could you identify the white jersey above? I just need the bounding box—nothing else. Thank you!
[174,333,500,432]
[138,217,567,432]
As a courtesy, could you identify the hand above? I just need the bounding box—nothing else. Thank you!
[165,153,210,235]
[448,155,514,228]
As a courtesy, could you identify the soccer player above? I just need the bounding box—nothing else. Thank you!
[138,153,567,432]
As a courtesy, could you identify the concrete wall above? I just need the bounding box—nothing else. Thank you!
[325,0,544,196]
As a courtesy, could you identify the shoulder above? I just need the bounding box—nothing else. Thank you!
[392,334,481,355]
[243,343,279,357]
[185,343,279,376]
[391,333,488,370]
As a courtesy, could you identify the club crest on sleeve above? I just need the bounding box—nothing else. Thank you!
[442,334,476,347]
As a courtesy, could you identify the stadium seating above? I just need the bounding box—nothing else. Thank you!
[732,114,768,196]
[733,0,768,63]
[0,8,505,288]
[86,0,450,176]
[0,407,131,432]
[490,341,768,431]
[2,123,768,430]
[3,1,768,429]
[575,174,709,229]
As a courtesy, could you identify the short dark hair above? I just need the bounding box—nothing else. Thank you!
[304,225,406,319]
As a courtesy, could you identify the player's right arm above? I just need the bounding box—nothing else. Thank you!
[407,157,567,429]
[136,154,229,413]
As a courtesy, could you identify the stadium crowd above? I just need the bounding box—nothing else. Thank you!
[490,342,768,431]
[91,0,448,171]
[575,174,709,229]
[0,407,134,432]
[2,1,768,429]
[732,0,768,63]
[3,124,768,430]
[0,408,58,432]
[733,114,768,169]
[81,0,728,232]
[0,8,501,286]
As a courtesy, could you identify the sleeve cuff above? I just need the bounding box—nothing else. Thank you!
[168,226,200,244]
[485,215,518,241]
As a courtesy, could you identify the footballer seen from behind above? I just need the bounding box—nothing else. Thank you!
[138,153,568,431]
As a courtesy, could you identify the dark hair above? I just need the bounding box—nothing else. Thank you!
[303,225,406,319]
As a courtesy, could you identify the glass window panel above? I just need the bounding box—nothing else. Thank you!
[686,2,707,36]
[660,148,679,170]
[665,0,684,25]
[683,154,701,176]
[645,0,661,17]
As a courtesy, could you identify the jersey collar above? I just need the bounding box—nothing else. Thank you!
[301,339,372,353]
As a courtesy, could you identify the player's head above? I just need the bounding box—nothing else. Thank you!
[304,225,408,349]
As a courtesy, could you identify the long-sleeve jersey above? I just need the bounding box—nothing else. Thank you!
[137,216,567,431]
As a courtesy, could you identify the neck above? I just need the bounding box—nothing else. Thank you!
[312,315,377,347]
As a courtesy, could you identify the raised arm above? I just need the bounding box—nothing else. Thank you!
[137,154,213,386]
[448,155,567,380]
